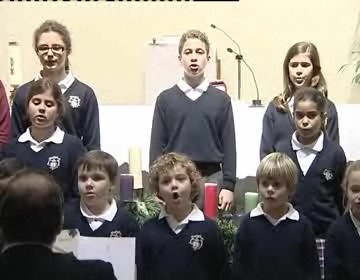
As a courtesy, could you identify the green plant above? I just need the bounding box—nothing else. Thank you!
[354,58,360,84]
[339,50,360,84]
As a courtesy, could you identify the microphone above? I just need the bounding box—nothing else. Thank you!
[211,24,241,55]
[227,48,262,107]
[211,24,242,100]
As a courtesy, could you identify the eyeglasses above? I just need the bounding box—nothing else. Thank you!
[37,45,65,55]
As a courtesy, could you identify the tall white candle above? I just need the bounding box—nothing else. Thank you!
[128,147,143,189]
[8,41,22,86]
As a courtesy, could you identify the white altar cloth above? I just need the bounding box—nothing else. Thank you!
[100,102,360,179]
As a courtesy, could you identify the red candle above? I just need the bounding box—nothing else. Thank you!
[204,183,218,219]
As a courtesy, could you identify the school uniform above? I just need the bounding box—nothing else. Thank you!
[260,97,339,159]
[136,205,228,280]
[232,203,320,280]
[277,132,346,237]
[325,211,360,280]
[278,132,346,279]
[11,72,100,151]
[149,79,236,192]
[1,127,86,202]
[63,199,139,237]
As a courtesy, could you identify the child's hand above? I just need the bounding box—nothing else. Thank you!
[218,189,234,211]
[154,194,166,206]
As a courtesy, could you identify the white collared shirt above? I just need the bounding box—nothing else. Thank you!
[291,131,324,176]
[177,78,209,101]
[18,127,65,152]
[250,202,300,226]
[35,71,75,94]
[350,209,360,237]
[80,199,118,231]
[159,204,205,234]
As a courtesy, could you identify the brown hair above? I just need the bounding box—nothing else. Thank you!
[178,29,210,56]
[293,87,327,131]
[77,150,119,186]
[25,78,66,126]
[0,169,63,245]
[149,152,201,203]
[33,20,72,71]
[274,42,327,112]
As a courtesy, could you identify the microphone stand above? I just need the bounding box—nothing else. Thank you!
[210,24,241,100]
[227,48,262,107]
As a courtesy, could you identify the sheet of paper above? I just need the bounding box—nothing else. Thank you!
[75,236,136,280]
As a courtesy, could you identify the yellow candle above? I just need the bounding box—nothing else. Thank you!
[128,147,143,189]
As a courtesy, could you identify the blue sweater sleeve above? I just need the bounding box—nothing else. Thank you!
[232,216,252,280]
[136,223,154,280]
[81,88,100,151]
[334,147,347,214]
[326,100,340,145]
[260,102,276,160]
[149,96,167,166]
[220,99,236,190]
[11,85,28,138]
[301,219,321,280]
[324,220,344,280]
[68,137,87,199]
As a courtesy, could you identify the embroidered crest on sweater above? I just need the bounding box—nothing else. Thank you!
[322,168,334,181]
[68,96,81,108]
[189,234,204,251]
[110,231,122,238]
[47,156,61,170]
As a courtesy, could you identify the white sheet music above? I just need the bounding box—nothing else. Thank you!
[76,236,136,280]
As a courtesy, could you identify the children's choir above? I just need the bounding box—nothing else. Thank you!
[0,20,358,280]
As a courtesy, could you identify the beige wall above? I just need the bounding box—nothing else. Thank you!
[1,1,360,105]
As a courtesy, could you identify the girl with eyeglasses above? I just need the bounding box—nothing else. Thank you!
[11,20,100,151]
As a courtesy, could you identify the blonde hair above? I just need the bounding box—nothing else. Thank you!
[149,152,201,203]
[256,152,298,194]
[341,161,360,209]
[178,29,210,56]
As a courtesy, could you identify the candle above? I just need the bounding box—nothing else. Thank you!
[128,147,143,189]
[244,192,259,213]
[204,183,218,219]
[8,41,22,86]
[119,174,134,201]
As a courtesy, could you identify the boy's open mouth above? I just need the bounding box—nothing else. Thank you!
[172,192,179,199]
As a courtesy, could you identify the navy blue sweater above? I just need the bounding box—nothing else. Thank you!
[11,79,100,151]
[149,85,236,190]
[136,217,228,280]
[232,213,320,280]
[325,212,360,280]
[277,136,346,237]
[1,133,86,202]
[63,199,139,237]
[260,99,339,159]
